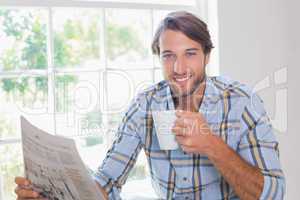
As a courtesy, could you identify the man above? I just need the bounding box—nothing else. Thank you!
[15,11,285,199]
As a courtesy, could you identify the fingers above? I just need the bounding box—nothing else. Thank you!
[172,125,188,136]
[173,117,194,129]
[172,119,186,133]
[180,145,197,154]
[175,110,193,118]
[15,177,42,199]
[15,187,39,198]
[15,177,31,186]
[17,198,47,200]
[172,118,195,136]
[175,135,192,146]
[175,136,198,153]
[175,111,202,128]
[175,110,205,120]
[174,118,186,127]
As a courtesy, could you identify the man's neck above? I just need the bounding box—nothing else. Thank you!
[173,81,206,112]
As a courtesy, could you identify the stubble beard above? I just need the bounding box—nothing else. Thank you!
[170,73,206,99]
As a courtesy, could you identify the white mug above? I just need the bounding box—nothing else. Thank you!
[152,110,179,150]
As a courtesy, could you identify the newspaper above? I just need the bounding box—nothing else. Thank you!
[20,116,105,200]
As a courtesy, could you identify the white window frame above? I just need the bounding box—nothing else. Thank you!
[0,0,197,140]
[0,0,219,198]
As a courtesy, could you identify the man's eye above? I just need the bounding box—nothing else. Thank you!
[186,52,197,57]
[162,54,175,60]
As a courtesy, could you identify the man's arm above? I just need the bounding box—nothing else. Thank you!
[206,135,264,200]
[173,93,285,199]
[174,115,264,199]
[233,93,285,199]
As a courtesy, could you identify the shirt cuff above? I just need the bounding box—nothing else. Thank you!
[93,173,121,200]
[259,174,272,200]
[259,171,284,200]
[93,174,108,189]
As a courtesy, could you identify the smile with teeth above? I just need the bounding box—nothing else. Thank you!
[174,75,192,82]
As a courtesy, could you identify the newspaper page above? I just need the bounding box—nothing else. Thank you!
[20,116,105,200]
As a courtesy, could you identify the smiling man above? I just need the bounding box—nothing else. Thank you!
[15,11,285,200]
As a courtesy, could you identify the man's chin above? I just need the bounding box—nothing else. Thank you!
[168,76,206,99]
[171,87,194,98]
[170,81,204,98]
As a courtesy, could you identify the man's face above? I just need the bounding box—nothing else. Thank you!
[159,30,209,98]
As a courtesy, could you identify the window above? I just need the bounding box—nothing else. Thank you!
[0,1,218,199]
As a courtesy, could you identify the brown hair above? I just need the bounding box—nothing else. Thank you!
[151,11,214,55]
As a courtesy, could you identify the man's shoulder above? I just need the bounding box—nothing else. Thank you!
[132,80,168,104]
[210,75,255,99]
[136,80,168,98]
[210,76,267,117]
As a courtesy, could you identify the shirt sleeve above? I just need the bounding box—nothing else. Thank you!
[93,95,146,199]
[237,93,285,200]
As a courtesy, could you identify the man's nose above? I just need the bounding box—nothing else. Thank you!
[173,56,187,74]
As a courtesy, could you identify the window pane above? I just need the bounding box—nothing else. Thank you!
[54,72,106,172]
[153,10,173,35]
[105,69,156,199]
[153,55,161,68]
[0,143,23,200]
[152,10,174,68]
[0,8,48,71]
[75,135,106,171]
[0,76,53,139]
[106,69,153,113]
[54,72,102,137]
[53,8,102,68]
[106,69,154,147]
[106,9,152,67]
[154,68,164,83]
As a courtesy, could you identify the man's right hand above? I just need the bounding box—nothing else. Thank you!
[15,176,108,200]
[14,177,45,200]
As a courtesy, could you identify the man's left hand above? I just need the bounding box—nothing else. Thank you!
[172,110,216,154]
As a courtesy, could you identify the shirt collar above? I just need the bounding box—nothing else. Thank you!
[163,76,221,112]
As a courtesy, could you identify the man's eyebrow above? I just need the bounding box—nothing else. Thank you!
[186,48,200,51]
[161,48,200,54]
[161,50,173,54]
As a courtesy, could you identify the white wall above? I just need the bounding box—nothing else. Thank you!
[218,0,300,199]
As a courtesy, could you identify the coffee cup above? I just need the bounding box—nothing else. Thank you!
[152,110,179,150]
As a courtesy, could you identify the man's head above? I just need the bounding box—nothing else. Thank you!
[151,11,213,98]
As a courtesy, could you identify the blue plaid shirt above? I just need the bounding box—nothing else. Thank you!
[94,76,285,199]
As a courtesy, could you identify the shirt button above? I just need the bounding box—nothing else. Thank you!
[183,177,188,181]
[185,196,189,200]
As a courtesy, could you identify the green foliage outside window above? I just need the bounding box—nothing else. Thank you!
[0,8,149,199]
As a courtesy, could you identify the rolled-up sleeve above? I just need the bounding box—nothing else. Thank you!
[238,93,285,200]
[93,95,146,199]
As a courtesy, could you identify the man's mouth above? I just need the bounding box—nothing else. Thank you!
[174,74,192,83]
